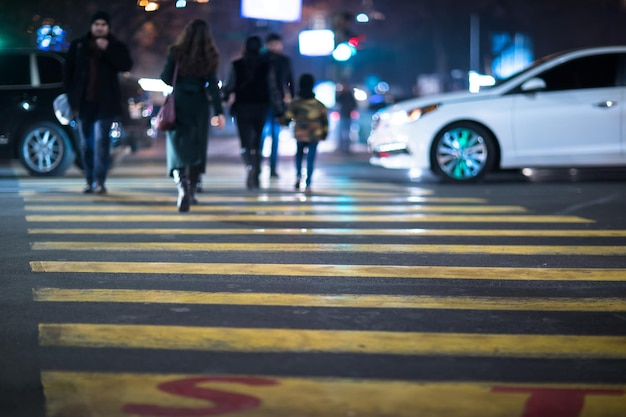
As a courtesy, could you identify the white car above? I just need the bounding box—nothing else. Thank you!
[368,46,626,182]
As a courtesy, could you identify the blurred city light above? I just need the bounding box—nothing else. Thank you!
[468,71,495,93]
[144,2,159,12]
[298,29,334,56]
[36,24,65,51]
[241,0,302,22]
[332,42,356,61]
[313,81,336,108]
[353,88,368,102]
[374,81,389,94]
[356,13,369,23]
[138,78,172,95]
[491,32,533,78]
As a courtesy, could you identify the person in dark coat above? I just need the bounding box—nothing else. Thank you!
[262,32,294,178]
[223,35,271,190]
[64,10,133,194]
[160,19,225,212]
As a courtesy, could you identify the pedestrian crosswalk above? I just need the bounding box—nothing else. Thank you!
[19,175,626,416]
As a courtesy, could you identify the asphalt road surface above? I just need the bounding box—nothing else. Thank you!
[1,135,625,417]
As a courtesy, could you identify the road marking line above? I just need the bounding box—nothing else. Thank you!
[32,288,626,311]
[26,227,626,237]
[21,192,445,201]
[25,214,593,223]
[30,241,626,255]
[23,195,479,203]
[38,323,626,358]
[24,204,528,213]
[18,181,429,190]
[41,371,626,417]
[30,261,626,281]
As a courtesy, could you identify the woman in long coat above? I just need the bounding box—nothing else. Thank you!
[160,19,225,212]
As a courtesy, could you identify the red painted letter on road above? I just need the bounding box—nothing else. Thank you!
[492,386,624,417]
[123,376,278,416]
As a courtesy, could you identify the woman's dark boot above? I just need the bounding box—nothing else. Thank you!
[188,167,201,205]
[241,148,255,190]
[173,169,190,212]
[249,149,260,189]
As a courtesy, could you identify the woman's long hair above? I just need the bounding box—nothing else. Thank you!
[169,19,219,77]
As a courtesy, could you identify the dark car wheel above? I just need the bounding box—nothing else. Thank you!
[430,122,496,182]
[18,121,76,176]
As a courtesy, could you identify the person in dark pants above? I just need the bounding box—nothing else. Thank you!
[262,33,294,178]
[223,36,271,190]
[336,82,357,153]
[64,10,133,194]
[160,19,225,212]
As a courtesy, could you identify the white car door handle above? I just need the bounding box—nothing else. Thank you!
[593,100,618,108]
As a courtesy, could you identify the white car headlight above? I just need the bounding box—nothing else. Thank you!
[407,104,439,122]
[374,104,439,129]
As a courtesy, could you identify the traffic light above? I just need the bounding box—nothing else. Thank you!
[332,33,363,62]
[332,41,356,62]
[331,12,364,62]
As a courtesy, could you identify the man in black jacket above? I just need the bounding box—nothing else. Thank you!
[263,33,294,178]
[64,11,133,194]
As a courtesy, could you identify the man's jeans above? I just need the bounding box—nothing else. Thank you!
[77,117,113,187]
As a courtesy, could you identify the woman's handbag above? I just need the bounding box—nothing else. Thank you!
[155,63,179,131]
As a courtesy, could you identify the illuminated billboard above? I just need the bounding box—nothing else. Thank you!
[241,0,302,22]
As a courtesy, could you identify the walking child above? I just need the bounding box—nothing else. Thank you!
[282,74,329,193]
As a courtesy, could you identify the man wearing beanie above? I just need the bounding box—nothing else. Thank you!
[64,11,133,194]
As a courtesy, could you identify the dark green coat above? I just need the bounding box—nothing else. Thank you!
[160,54,223,176]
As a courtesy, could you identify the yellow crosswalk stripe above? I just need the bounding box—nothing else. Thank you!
[41,371,626,417]
[25,213,593,222]
[30,261,626,281]
[23,194,463,203]
[30,241,626,255]
[38,323,626,358]
[18,180,434,193]
[24,204,529,213]
[33,288,626,311]
[25,227,626,236]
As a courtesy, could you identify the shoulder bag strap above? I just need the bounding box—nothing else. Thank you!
[172,62,179,88]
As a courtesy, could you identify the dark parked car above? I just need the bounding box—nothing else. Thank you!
[0,48,155,176]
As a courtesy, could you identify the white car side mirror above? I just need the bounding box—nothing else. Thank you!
[520,78,547,92]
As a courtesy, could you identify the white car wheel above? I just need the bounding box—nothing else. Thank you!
[431,122,496,182]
